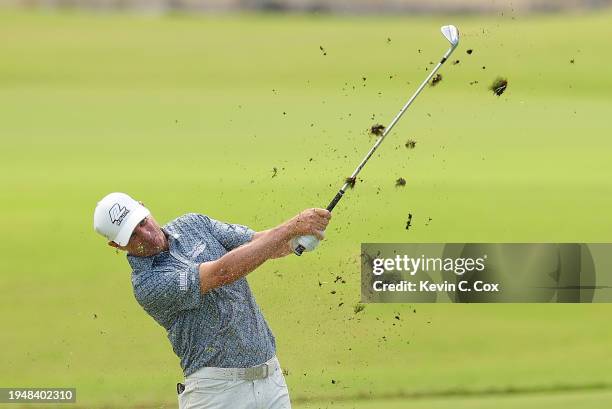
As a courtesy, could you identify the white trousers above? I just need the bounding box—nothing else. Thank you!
[178,357,292,409]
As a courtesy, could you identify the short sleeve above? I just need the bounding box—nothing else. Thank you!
[201,215,255,251]
[134,263,202,321]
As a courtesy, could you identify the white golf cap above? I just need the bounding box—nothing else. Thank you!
[93,192,150,246]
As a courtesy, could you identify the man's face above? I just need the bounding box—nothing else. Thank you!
[109,214,168,257]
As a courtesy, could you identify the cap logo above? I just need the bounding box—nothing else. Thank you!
[109,203,130,226]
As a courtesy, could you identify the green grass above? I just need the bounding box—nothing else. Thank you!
[1,7,612,408]
[293,390,612,409]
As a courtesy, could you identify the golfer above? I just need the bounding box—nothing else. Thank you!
[93,192,331,409]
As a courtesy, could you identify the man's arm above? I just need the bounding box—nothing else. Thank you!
[252,228,296,258]
[251,230,268,241]
[198,208,331,294]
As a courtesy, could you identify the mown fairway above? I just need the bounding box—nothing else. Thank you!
[1,8,612,408]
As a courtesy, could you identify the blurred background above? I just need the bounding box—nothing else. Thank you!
[2,0,612,13]
[1,0,612,408]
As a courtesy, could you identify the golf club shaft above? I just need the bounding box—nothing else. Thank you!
[295,41,457,256]
[326,55,451,212]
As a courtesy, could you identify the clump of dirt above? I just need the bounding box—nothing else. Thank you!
[395,177,406,187]
[453,60,460,65]
[387,37,391,44]
[466,49,473,55]
[570,59,575,64]
[345,176,356,189]
[354,303,366,314]
[430,74,443,86]
[405,213,413,230]
[405,139,417,149]
[490,77,508,96]
[319,45,327,56]
[272,167,278,178]
[370,124,385,136]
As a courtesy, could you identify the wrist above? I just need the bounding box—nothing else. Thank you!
[275,222,294,242]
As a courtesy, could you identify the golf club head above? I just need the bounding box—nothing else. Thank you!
[441,25,459,48]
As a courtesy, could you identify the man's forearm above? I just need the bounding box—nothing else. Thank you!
[198,224,290,293]
[252,229,271,241]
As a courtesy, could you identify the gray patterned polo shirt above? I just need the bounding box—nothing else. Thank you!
[127,213,276,376]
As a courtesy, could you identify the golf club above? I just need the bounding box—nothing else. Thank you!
[292,25,460,256]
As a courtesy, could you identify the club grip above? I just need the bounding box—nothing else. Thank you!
[291,235,321,256]
[294,244,306,256]
[327,190,345,212]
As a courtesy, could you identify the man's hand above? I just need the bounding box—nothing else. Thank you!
[253,208,331,259]
[285,208,331,240]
